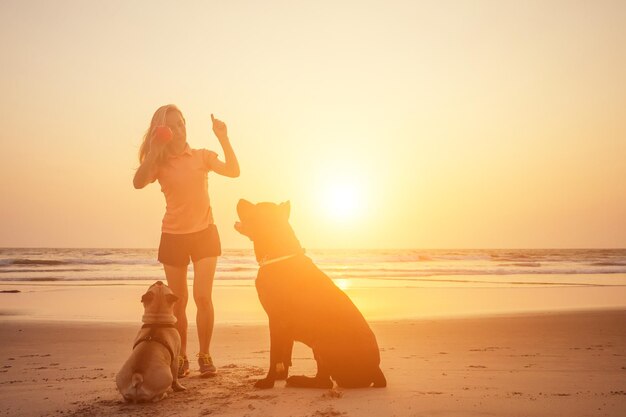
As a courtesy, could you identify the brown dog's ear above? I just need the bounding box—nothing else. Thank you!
[141,291,154,304]
[237,199,255,221]
[165,293,179,304]
[279,201,290,220]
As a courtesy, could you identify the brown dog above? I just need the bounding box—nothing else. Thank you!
[116,281,186,402]
[235,199,386,389]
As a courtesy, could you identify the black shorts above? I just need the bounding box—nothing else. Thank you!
[158,224,222,267]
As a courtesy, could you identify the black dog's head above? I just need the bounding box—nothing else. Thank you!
[235,199,302,261]
[235,199,290,240]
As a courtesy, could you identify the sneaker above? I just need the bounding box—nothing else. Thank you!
[197,353,216,377]
[177,355,190,378]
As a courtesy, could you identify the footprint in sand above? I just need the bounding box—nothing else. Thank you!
[310,408,346,417]
[321,389,343,399]
[244,394,277,400]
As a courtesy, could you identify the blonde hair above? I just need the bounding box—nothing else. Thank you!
[138,104,185,164]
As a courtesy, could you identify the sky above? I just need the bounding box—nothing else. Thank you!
[0,0,625,249]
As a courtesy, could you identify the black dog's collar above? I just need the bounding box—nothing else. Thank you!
[259,249,306,267]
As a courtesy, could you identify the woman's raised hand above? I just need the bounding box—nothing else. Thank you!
[211,114,228,141]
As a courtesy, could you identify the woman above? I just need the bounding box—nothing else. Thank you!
[133,104,240,378]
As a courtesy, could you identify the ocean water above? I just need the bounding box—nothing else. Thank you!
[1,248,625,288]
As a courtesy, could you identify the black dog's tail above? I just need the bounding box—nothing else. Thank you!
[372,367,387,388]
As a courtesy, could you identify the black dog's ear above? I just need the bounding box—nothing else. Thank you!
[141,291,154,304]
[165,293,179,304]
[237,199,255,221]
[279,201,290,220]
[234,221,253,239]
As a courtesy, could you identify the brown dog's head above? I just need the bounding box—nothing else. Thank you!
[235,199,302,261]
[141,281,178,324]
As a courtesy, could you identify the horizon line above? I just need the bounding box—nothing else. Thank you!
[1,246,625,251]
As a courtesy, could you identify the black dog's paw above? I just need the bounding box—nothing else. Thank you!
[275,364,289,380]
[286,375,333,389]
[254,377,275,389]
[372,367,387,388]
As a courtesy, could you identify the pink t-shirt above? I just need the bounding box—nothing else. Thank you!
[151,144,218,234]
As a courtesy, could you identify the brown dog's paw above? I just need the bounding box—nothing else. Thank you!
[286,375,333,389]
[172,381,186,391]
[152,392,168,402]
[254,377,275,389]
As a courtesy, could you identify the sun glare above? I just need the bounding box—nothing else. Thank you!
[334,278,351,291]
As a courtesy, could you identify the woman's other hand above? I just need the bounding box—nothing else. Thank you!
[149,126,172,154]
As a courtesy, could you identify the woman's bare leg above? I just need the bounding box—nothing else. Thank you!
[164,263,189,356]
[192,257,217,355]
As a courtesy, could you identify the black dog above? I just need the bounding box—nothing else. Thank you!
[235,199,386,389]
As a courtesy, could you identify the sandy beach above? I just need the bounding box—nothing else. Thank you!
[1,310,625,417]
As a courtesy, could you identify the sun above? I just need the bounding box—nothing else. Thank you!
[322,181,363,222]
